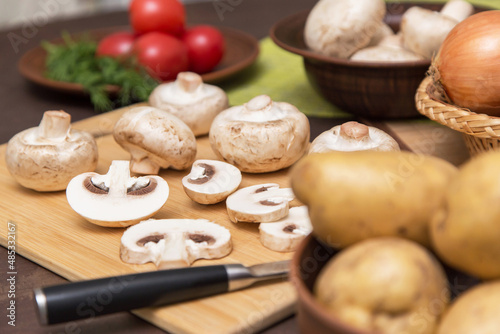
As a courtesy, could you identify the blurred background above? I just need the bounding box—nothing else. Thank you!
[0,0,206,29]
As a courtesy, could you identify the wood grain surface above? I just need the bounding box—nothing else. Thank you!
[0,105,299,334]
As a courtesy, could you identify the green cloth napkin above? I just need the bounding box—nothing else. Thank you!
[221,0,500,119]
[221,38,351,119]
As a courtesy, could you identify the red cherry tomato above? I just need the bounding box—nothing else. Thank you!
[96,32,135,58]
[132,32,189,81]
[182,25,225,74]
[129,0,185,36]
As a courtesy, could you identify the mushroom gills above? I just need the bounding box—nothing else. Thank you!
[120,219,232,269]
[259,206,312,252]
[84,176,156,195]
[187,163,215,184]
[226,183,295,223]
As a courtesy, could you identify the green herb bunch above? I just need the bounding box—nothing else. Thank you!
[42,32,159,112]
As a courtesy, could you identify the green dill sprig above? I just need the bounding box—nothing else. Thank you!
[42,32,159,112]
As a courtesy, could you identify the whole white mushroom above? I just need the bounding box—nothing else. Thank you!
[209,95,310,173]
[113,106,197,175]
[149,72,229,136]
[304,0,386,58]
[5,110,98,191]
[309,121,400,154]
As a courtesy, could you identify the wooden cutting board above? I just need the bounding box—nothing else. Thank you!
[0,104,297,334]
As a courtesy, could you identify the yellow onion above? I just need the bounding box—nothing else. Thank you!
[431,10,500,116]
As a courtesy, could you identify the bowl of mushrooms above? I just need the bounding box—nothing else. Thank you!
[270,0,489,119]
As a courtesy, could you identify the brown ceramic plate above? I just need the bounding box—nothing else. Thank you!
[18,26,259,95]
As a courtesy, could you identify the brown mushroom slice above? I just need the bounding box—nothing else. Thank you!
[209,95,310,173]
[5,110,98,191]
[308,121,400,154]
[182,159,242,205]
[149,72,229,136]
[113,106,197,175]
[226,183,295,223]
[259,206,312,252]
[66,160,169,227]
[120,219,232,269]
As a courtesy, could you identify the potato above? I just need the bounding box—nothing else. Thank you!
[290,151,457,248]
[431,151,500,279]
[437,281,500,334]
[314,237,449,334]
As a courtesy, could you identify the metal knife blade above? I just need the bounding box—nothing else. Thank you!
[226,260,291,291]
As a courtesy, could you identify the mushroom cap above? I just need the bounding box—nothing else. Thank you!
[66,160,169,227]
[377,32,405,49]
[113,106,197,174]
[366,23,395,48]
[209,95,310,173]
[440,0,474,23]
[259,206,312,252]
[304,0,386,58]
[5,110,98,192]
[308,122,400,154]
[120,218,232,269]
[182,159,242,205]
[401,6,458,59]
[226,183,295,223]
[350,45,424,62]
[149,72,229,136]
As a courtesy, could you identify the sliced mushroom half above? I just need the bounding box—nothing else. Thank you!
[66,160,169,227]
[226,183,295,223]
[182,160,242,205]
[120,218,232,269]
[259,206,312,252]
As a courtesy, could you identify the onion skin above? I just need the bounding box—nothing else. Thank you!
[431,10,500,116]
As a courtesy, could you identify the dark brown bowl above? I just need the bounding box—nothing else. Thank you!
[270,3,488,119]
[291,235,480,334]
[290,235,368,334]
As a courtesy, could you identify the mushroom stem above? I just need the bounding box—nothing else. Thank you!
[130,158,160,175]
[153,232,190,269]
[339,121,370,140]
[177,72,203,93]
[38,110,71,140]
[246,95,273,111]
[91,160,131,197]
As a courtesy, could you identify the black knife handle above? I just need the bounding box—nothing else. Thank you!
[34,265,229,325]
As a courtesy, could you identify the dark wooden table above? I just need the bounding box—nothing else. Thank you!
[0,1,353,333]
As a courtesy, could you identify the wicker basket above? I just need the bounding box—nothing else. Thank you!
[416,76,500,156]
